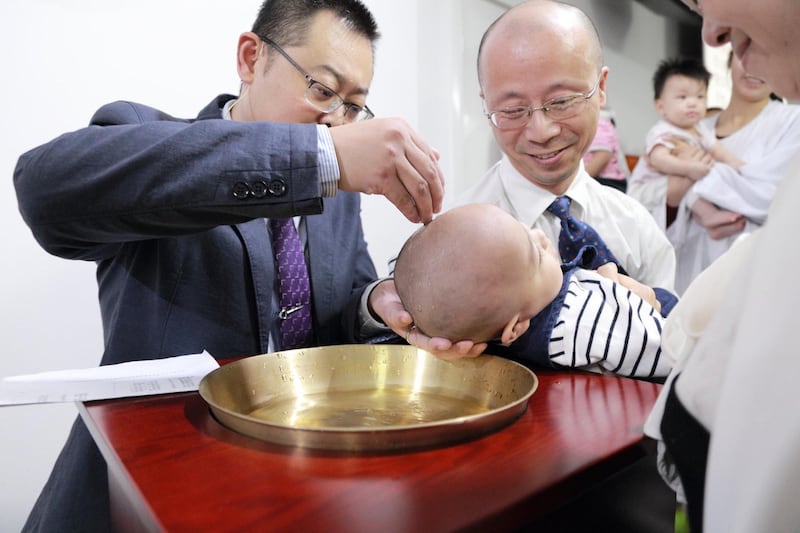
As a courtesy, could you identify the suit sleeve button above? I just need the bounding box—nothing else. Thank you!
[250,180,268,198]
[232,181,251,199]
[268,179,287,196]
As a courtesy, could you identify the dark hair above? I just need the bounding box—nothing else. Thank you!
[653,57,710,99]
[252,0,380,49]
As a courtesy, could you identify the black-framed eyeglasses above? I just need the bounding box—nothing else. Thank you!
[484,75,602,130]
[258,36,374,123]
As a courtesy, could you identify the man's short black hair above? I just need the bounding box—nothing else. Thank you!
[252,0,380,49]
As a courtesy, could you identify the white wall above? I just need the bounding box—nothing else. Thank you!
[705,42,734,109]
[0,2,242,528]
[0,1,683,529]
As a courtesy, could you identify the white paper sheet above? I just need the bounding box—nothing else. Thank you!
[0,352,220,406]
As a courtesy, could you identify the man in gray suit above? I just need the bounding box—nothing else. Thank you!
[13,0,443,530]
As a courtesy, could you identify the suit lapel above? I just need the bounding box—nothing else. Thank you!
[235,219,275,353]
[305,207,336,320]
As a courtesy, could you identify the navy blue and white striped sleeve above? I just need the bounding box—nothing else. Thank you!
[548,270,672,379]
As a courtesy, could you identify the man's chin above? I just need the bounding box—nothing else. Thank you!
[516,161,577,190]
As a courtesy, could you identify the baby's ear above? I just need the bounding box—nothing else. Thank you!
[500,315,531,346]
[654,98,665,116]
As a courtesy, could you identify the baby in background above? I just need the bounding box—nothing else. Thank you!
[394,203,676,381]
[628,57,745,230]
[582,107,629,193]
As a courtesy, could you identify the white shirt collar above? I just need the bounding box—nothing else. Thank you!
[222,98,237,121]
[498,156,592,226]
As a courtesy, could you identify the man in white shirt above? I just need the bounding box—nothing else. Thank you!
[456,0,675,291]
[440,3,678,531]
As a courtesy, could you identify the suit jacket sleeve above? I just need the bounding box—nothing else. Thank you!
[14,98,324,261]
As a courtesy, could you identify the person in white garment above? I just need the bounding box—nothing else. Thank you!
[455,0,676,292]
[627,57,745,233]
[667,52,800,293]
[645,1,800,531]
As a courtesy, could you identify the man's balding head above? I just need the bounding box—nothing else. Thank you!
[477,0,603,87]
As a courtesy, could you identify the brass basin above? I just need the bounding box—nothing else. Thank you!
[199,344,537,451]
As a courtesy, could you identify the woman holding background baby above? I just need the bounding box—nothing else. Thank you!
[668,53,800,293]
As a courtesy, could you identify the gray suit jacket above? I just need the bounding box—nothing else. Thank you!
[14,95,379,531]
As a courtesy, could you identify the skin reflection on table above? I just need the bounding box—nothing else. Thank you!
[79,369,661,532]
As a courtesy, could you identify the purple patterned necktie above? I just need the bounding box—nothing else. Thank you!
[269,218,313,350]
[547,196,624,272]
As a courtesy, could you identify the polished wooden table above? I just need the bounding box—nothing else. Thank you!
[79,370,661,532]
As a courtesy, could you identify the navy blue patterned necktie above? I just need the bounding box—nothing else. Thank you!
[269,218,313,350]
[547,196,625,272]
